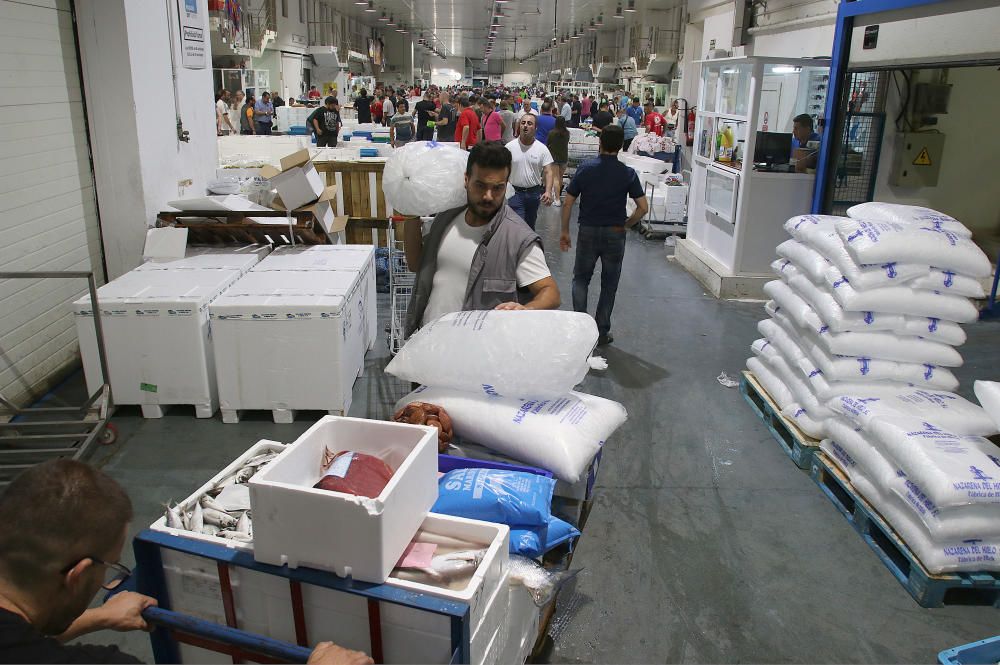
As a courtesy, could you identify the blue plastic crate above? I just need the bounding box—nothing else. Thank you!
[939,636,1000,665]
[287,125,309,135]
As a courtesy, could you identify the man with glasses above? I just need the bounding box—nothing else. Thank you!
[0,459,370,665]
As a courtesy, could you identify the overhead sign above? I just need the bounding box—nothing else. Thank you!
[913,147,933,166]
[177,0,207,69]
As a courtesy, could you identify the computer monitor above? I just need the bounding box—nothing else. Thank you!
[754,131,792,167]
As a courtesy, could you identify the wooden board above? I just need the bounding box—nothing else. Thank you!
[740,370,820,469]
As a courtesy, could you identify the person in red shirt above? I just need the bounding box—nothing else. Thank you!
[453,94,481,150]
[307,85,322,100]
[642,102,665,136]
[370,96,383,125]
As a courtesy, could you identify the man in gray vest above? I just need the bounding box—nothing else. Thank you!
[403,141,561,336]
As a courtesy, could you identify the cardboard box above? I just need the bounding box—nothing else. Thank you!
[72,269,241,416]
[249,416,439,583]
[209,269,369,416]
[261,148,326,210]
[271,184,339,233]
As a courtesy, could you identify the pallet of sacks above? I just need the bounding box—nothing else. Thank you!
[745,203,1000,581]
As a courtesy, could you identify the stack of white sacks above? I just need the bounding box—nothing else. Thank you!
[386,310,627,486]
[747,202,1000,573]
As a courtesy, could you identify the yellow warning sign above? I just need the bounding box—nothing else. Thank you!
[913,147,932,166]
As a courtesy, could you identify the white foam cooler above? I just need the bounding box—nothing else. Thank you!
[149,436,511,664]
[248,416,439,583]
[209,270,370,418]
[250,245,377,349]
[72,268,242,417]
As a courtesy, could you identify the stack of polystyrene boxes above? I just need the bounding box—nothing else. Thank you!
[72,246,270,418]
[209,245,377,423]
[149,416,514,664]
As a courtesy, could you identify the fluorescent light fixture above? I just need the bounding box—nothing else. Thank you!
[595,13,604,26]
[387,14,396,26]
[625,0,637,11]
[354,0,366,4]
[378,11,388,21]
[491,17,502,26]
[571,28,580,38]
[588,19,596,30]
[364,1,376,12]
[771,65,802,74]
[721,68,739,74]
[614,4,624,18]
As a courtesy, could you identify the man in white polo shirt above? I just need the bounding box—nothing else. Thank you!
[504,113,556,231]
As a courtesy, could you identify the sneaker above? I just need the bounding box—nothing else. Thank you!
[597,333,614,346]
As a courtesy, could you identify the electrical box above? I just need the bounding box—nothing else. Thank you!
[913,82,952,115]
[889,132,945,187]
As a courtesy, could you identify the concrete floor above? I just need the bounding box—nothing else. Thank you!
[63,203,1000,662]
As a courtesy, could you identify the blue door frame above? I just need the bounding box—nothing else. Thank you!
[811,0,955,213]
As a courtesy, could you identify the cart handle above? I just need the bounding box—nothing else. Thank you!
[142,606,314,663]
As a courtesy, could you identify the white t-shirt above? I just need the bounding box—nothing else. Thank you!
[216,99,229,130]
[421,209,551,326]
[383,98,395,118]
[505,138,554,189]
[561,102,572,121]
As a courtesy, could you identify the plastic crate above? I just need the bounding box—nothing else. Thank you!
[939,636,1000,665]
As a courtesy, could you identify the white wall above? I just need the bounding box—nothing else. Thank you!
[272,0,308,54]
[751,23,834,58]
[77,0,217,279]
[872,66,1000,240]
[700,4,735,54]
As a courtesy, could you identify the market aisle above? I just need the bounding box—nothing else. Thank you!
[83,202,1000,663]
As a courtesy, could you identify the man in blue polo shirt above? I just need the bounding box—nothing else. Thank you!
[559,125,649,346]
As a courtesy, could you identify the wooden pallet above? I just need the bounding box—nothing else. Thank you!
[811,452,1000,608]
[156,210,333,245]
[740,370,820,469]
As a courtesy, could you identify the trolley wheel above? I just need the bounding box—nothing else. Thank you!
[100,423,118,445]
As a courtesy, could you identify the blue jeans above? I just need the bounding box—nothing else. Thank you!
[572,225,626,337]
[255,121,272,135]
[509,188,542,230]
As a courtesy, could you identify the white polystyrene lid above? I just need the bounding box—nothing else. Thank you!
[974,381,1000,431]
[210,270,357,314]
[74,269,242,308]
[136,246,270,272]
[253,245,373,272]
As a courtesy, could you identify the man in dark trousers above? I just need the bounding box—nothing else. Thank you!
[559,125,649,346]
[0,460,372,665]
[353,88,373,124]
[308,96,342,147]
[414,90,438,141]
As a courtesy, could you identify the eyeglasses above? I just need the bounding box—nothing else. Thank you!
[62,557,133,590]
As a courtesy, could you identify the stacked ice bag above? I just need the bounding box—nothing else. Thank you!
[746,202,1000,573]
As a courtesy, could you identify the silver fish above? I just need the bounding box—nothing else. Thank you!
[190,502,204,532]
[200,495,228,513]
[203,508,238,528]
[236,511,251,535]
[217,530,253,542]
[243,452,279,468]
[201,524,220,536]
[400,549,487,583]
[165,503,184,530]
[235,467,256,484]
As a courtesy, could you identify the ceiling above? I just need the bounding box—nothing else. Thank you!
[328,0,681,61]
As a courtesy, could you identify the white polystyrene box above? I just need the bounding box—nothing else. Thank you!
[136,245,271,273]
[249,416,439,583]
[156,513,509,664]
[271,162,325,210]
[209,270,369,414]
[250,245,378,349]
[501,584,540,665]
[72,268,241,412]
[388,513,511,636]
